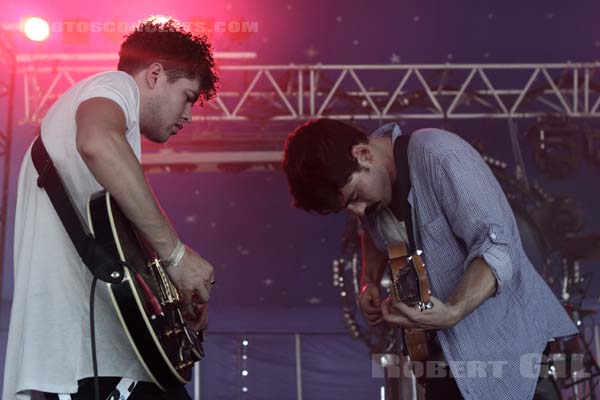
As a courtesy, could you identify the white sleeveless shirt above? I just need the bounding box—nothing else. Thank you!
[3,71,151,399]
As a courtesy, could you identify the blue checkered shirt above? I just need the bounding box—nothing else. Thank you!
[362,125,577,399]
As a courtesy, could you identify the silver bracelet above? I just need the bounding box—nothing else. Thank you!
[163,240,185,268]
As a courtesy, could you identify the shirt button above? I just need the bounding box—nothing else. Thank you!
[490,233,497,240]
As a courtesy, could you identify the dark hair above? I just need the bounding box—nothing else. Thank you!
[282,118,368,214]
[118,16,218,106]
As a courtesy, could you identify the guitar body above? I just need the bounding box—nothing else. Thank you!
[387,243,432,363]
[404,329,429,362]
[86,190,203,391]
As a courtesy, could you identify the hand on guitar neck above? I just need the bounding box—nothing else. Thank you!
[359,283,384,326]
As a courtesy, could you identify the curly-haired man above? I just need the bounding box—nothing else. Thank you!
[3,16,218,400]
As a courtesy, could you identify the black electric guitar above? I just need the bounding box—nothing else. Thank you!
[387,242,433,362]
[86,190,204,391]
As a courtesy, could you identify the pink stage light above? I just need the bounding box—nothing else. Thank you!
[23,17,50,42]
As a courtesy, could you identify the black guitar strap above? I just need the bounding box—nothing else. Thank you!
[391,133,416,252]
[30,135,124,284]
[391,133,438,353]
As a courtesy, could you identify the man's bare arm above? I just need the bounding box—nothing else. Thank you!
[76,97,178,259]
[76,97,214,308]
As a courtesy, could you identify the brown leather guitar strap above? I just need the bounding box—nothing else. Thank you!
[387,242,409,301]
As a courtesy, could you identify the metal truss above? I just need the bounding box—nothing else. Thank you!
[15,56,600,124]
[199,62,600,121]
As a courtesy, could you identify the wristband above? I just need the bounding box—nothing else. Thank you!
[163,240,185,269]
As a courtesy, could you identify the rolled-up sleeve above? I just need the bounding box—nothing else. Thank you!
[432,149,515,295]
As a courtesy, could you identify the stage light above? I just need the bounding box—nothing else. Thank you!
[23,17,50,42]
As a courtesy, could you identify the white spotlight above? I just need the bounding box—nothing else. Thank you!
[23,17,50,42]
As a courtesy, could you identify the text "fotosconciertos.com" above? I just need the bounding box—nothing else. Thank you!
[46,20,259,34]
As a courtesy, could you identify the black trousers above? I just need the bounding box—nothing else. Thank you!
[41,377,191,400]
[423,343,555,400]
[424,369,559,400]
[424,364,463,400]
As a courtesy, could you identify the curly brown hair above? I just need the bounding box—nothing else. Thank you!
[118,16,218,106]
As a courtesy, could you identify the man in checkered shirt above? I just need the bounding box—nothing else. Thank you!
[282,119,577,400]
